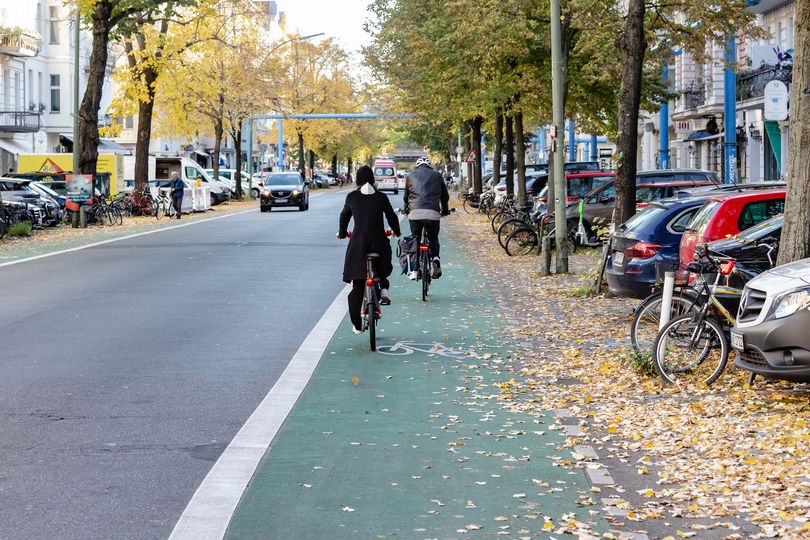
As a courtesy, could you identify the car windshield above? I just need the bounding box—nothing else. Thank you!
[569,176,612,198]
[686,200,721,233]
[621,205,667,232]
[735,214,784,241]
[32,182,60,197]
[265,174,302,186]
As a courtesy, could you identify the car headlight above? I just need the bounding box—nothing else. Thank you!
[773,289,810,319]
[262,190,270,196]
[292,189,300,196]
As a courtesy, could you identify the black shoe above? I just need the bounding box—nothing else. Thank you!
[431,259,442,279]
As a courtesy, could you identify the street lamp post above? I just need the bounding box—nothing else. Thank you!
[550,0,568,273]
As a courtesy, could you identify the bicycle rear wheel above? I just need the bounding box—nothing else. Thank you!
[491,210,513,233]
[631,291,699,351]
[505,227,538,256]
[462,197,477,214]
[653,314,729,385]
[497,218,527,249]
[421,253,430,301]
[368,306,376,351]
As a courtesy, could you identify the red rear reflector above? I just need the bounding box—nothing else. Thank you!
[419,245,429,252]
[624,242,661,259]
[366,278,375,286]
[719,260,736,276]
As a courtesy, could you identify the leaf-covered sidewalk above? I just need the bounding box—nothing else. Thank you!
[446,210,810,539]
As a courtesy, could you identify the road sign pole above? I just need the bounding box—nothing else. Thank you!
[551,0,568,273]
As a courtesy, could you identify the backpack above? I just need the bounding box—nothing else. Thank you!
[397,235,419,274]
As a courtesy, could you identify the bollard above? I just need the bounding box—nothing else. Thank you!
[659,271,676,330]
[541,236,552,276]
[71,210,78,228]
[79,206,87,228]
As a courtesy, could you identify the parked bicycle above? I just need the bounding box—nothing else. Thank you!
[652,248,741,385]
[504,212,577,257]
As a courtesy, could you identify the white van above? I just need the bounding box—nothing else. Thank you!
[372,159,399,194]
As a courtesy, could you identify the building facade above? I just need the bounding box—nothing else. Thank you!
[638,0,794,182]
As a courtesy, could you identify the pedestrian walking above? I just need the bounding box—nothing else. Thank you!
[337,165,401,333]
[170,171,184,219]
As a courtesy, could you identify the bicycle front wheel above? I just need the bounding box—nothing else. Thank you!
[505,227,538,256]
[497,218,527,249]
[653,314,729,385]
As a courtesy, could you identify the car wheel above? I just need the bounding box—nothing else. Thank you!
[260,206,267,212]
[210,193,217,207]
[251,188,259,199]
[394,189,399,195]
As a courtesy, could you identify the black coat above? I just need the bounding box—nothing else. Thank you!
[339,187,402,282]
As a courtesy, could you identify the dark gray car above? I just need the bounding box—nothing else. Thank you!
[733,257,810,381]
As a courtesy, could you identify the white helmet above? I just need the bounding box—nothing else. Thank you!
[415,157,431,167]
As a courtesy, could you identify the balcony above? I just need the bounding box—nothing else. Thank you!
[0,111,41,133]
[737,65,792,102]
[0,28,41,57]
[680,79,706,110]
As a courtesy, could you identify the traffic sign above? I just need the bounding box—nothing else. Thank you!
[764,80,789,121]
[465,149,477,163]
[455,145,464,154]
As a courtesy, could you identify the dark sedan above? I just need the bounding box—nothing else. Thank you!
[259,172,310,212]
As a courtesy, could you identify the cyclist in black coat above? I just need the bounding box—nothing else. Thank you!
[338,165,401,333]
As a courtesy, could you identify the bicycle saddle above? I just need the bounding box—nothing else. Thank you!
[366,252,380,259]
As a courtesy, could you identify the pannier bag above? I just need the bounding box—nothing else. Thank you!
[397,235,419,274]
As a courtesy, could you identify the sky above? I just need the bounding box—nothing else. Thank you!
[280,0,375,68]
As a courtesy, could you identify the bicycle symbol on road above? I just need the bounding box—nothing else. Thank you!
[376,340,477,358]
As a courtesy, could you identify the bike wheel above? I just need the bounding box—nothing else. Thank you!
[491,210,512,233]
[367,304,377,351]
[653,314,729,385]
[421,253,430,301]
[463,197,477,214]
[505,227,538,256]
[631,291,699,351]
[155,201,164,220]
[166,200,177,218]
[112,207,123,225]
[498,218,527,249]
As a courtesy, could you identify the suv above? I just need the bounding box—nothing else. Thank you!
[679,189,786,270]
[732,257,810,382]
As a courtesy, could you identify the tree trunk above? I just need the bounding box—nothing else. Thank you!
[515,111,527,206]
[308,149,315,177]
[464,120,473,191]
[472,116,483,194]
[134,95,154,192]
[297,131,305,178]
[78,4,114,175]
[505,114,515,195]
[212,116,223,185]
[493,110,503,191]
[347,156,353,182]
[233,127,243,198]
[614,0,646,226]
[331,154,338,177]
[778,0,810,264]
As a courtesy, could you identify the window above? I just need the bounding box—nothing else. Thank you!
[738,199,785,231]
[49,74,60,113]
[669,208,698,233]
[27,69,33,109]
[49,6,60,44]
[125,116,134,129]
[37,72,43,109]
[185,166,199,180]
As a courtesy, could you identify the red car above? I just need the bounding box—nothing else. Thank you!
[679,189,786,270]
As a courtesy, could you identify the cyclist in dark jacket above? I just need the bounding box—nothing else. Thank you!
[338,165,401,333]
[403,157,449,279]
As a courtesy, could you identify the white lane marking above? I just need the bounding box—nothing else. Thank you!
[0,190,337,269]
[168,283,351,540]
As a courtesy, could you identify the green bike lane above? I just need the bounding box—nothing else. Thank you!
[226,225,609,539]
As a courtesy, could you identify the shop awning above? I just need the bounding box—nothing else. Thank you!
[686,130,723,142]
[60,135,130,152]
[0,137,33,155]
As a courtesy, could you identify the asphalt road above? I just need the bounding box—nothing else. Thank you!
[0,189,363,539]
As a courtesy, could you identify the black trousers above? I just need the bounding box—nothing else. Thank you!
[172,195,183,217]
[348,263,391,330]
[409,219,441,259]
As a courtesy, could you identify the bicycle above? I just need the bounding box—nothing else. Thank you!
[652,249,741,385]
[416,228,432,301]
[346,229,393,351]
[504,212,577,257]
[155,191,177,219]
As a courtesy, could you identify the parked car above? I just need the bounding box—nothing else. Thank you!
[679,189,786,271]
[536,171,617,204]
[0,178,62,227]
[494,173,548,204]
[566,178,718,244]
[204,169,239,195]
[259,172,310,212]
[732,257,810,382]
[29,181,67,210]
[704,214,783,290]
[606,197,712,299]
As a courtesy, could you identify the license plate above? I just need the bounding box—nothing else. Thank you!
[730,331,744,351]
[275,198,287,203]
[613,251,624,265]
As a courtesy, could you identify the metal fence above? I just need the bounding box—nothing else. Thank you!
[0,111,41,133]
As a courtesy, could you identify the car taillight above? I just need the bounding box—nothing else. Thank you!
[719,260,736,276]
[624,241,661,259]
[366,278,375,286]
